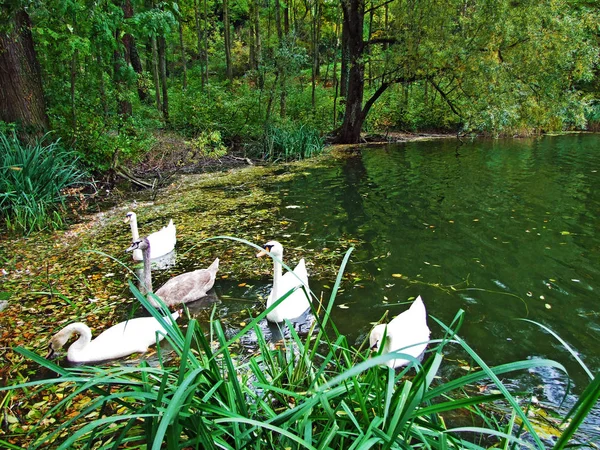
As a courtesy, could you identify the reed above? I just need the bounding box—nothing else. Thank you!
[0,132,86,234]
[258,124,325,162]
[1,238,596,449]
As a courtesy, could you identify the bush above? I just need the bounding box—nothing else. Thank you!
[0,133,87,234]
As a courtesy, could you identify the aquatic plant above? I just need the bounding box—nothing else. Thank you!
[0,132,87,234]
[255,124,325,162]
[0,239,596,449]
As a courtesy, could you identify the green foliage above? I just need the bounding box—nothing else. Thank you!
[251,124,325,162]
[187,130,227,159]
[10,0,597,167]
[0,133,87,234]
[1,237,596,448]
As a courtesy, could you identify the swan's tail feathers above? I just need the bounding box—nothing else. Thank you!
[411,295,426,314]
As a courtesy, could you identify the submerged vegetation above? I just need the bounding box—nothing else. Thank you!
[0,133,86,234]
[1,239,598,448]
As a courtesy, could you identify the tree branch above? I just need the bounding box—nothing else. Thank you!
[429,78,462,117]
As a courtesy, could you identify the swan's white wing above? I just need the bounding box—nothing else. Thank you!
[146,220,177,259]
[268,258,310,322]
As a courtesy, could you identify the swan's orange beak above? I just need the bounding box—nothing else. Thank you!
[256,249,269,258]
[123,216,131,223]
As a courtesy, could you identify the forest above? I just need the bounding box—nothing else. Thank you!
[1,0,599,173]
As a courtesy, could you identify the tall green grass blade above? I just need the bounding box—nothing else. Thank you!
[519,319,593,381]
[433,315,546,449]
[552,371,600,449]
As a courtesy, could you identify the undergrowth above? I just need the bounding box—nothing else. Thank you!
[0,132,87,234]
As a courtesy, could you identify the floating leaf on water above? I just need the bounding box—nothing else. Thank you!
[385,283,395,288]
[571,279,580,283]
[560,231,571,235]
[391,273,402,278]
[545,304,552,309]
[540,295,545,300]
[238,283,246,287]
[285,205,302,209]
[338,304,349,309]
[527,291,533,297]
[473,218,479,222]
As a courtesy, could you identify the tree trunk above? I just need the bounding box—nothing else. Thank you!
[336,0,365,144]
[311,0,321,108]
[96,52,109,116]
[275,0,286,117]
[0,9,49,136]
[179,21,187,90]
[70,49,78,127]
[340,13,350,98]
[253,0,263,88]
[204,0,209,87]
[158,35,169,121]
[194,0,204,90]
[122,0,147,102]
[114,20,132,119]
[151,36,161,111]
[223,0,233,82]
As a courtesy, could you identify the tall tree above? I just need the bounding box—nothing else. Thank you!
[223,0,232,81]
[336,0,365,143]
[0,8,49,136]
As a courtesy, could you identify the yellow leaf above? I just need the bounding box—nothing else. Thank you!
[391,273,403,278]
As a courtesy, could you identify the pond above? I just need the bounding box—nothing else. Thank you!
[210,133,600,441]
[2,133,599,443]
[219,134,600,377]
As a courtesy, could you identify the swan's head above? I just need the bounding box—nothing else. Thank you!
[256,240,283,258]
[46,330,70,359]
[123,211,137,223]
[369,324,389,352]
[127,237,150,253]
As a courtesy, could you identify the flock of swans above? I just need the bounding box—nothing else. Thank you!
[47,211,430,367]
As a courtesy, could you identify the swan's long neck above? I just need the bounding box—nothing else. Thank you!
[129,215,143,260]
[60,323,93,354]
[141,242,153,294]
[270,256,283,306]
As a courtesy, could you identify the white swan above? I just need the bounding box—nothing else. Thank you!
[124,211,176,261]
[257,240,310,323]
[369,295,430,368]
[127,237,219,308]
[47,310,180,363]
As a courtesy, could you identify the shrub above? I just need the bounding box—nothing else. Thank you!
[0,132,87,234]
[186,130,228,159]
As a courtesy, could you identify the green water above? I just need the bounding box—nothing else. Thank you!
[214,134,599,400]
